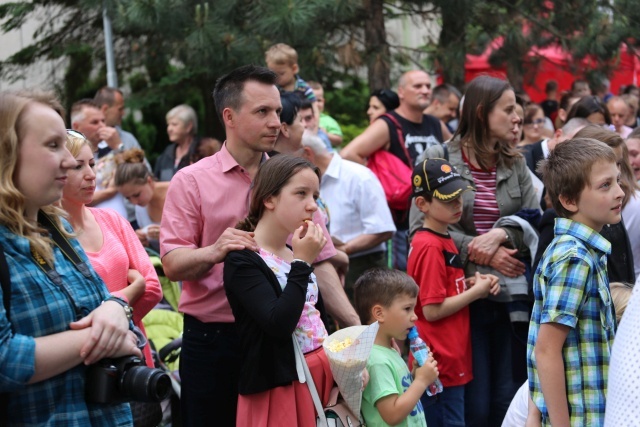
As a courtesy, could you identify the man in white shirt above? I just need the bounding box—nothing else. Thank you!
[301,131,396,299]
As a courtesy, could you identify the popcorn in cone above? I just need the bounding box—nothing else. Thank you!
[323,322,379,417]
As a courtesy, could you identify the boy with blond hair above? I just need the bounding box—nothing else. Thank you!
[528,138,622,426]
[265,43,316,103]
[354,268,439,427]
[407,158,500,427]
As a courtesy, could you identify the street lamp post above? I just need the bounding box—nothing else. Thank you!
[102,0,117,87]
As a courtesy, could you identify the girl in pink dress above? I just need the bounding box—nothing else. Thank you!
[224,155,333,427]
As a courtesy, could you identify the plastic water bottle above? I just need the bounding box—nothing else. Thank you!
[408,326,443,396]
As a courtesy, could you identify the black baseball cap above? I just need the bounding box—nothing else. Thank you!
[412,158,475,201]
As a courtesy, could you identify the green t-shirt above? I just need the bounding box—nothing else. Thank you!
[362,345,427,427]
[319,113,343,136]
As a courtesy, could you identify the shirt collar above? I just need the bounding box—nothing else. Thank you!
[218,142,268,173]
[541,138,550,159]
[323,153,340,180]
[554,217,611,255]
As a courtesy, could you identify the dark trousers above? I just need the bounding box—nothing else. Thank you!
[344,250,388,301]
[421,384,466,427]
[180,315,240,427]
[464,300,520,427]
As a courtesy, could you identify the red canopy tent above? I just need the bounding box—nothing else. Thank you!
[460,38,640,103]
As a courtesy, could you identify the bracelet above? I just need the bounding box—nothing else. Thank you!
[103,296,134,321]
[292,258,312,268]
[503,229,511,243]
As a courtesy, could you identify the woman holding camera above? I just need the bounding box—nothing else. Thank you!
[0,92,141,425]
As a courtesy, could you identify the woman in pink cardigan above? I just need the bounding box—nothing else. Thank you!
[61,132,162,368]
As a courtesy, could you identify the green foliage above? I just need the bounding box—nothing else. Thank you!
[2,0,636,158]
[122,115,159,164]
[339,122,368,145]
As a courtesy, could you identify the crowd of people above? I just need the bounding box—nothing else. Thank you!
[2,40,640,427]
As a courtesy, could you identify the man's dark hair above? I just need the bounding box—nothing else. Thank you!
[545,80,558,94]
[280,92,302,125]
[94,86,123,107]
[299,98,314,114]
[212,65,277,125]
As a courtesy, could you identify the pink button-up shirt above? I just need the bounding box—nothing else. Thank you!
[160,144,336,323]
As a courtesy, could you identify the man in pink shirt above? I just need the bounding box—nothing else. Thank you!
[160,65,357,427]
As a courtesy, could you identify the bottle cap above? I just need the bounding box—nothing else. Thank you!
[407,326,418,340]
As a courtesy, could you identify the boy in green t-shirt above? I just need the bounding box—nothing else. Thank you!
[354,268,439,427]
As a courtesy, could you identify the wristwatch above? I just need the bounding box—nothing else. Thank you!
[104,296,134,321]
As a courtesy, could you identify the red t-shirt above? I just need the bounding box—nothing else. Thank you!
[407,228,473,387]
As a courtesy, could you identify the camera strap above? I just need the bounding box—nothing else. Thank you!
[31,211,95,320]
[34,210,93,280]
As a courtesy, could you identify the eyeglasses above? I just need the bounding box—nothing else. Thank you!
[66,129,87,140]
[524,118,545,127]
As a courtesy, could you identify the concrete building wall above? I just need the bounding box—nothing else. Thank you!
[0,1,64,91]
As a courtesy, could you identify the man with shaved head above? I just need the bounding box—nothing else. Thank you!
[341,70,447,270]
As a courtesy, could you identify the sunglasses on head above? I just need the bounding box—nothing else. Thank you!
[66,129,87,140]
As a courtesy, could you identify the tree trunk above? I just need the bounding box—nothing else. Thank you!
[198,78,225,141]
[437,0,468,89]
[363,0,390,91]
[502,21,526,92]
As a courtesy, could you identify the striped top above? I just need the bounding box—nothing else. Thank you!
[463,151,500,235]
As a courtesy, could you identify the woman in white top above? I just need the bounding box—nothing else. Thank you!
[115,149,169,252]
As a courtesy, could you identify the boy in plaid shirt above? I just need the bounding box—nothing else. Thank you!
[527,138,622,426]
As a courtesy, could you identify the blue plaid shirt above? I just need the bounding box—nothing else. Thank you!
[527,218,616,426]
[0,222,132,426]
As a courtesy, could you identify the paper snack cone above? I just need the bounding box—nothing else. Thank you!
[323,322,379,417]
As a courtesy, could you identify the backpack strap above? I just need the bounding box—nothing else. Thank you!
[381,112,412,166]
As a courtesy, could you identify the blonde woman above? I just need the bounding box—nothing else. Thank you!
[0,91,140,425]
[61,134,162,369]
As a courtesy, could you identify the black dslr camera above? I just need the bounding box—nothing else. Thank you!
[85,355,171,403]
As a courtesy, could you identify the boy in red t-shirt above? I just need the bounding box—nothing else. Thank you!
[407,158,500,427]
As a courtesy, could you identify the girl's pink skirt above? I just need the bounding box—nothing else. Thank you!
[236,346,334,427]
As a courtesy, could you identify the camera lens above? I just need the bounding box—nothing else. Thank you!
[121,366,171,402]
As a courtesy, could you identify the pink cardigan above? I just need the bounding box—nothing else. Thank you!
[85,207,163,366]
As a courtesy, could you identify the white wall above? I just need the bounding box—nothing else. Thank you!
[0,1,64,91]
